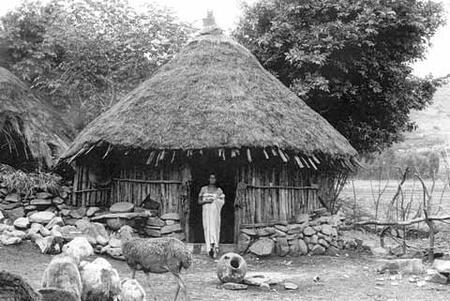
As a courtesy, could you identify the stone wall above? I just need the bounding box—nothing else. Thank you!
[238,210,344,257]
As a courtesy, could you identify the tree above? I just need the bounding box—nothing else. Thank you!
[234,0,445,153]
[0,0,194,131]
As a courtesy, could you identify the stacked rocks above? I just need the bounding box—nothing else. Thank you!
[239,212,344,257]
[144,212,184,241]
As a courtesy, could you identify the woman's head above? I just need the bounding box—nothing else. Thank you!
[208,173,217,185]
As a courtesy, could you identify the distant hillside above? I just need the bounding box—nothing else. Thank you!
[395,78,450,152]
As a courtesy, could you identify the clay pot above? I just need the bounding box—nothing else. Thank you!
[217,252,247,283]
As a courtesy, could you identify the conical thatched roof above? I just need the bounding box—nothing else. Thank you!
[0,67,71,169]
[61,20,357,168]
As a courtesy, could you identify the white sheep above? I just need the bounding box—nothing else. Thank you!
[63,237,94,264]
[79,257,121,301]
[119,278,146,301]
[41,254,83,301]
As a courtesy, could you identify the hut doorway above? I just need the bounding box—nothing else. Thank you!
[188,158,237,244]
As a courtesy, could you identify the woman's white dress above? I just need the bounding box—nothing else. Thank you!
[199,186,225,250]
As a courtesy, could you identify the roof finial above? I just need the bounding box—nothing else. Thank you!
[200,10,223,35]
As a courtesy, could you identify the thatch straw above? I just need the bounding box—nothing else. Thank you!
[0,67,71,168]
[61,29,357,166]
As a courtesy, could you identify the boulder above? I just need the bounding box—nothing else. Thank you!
[45,217,64,230]
[311,245,326,255]
[70,207,87,219]
[0,233,22,245]
[0,188,8,197]
[110,202,134,213]
[50,226,63,237]
[288,239,300,257]
[244,274,281,286]
[295,214,309,224]
[165,220,175,226]
[318,238,329,248]
[320,224,333,236]
[147,217,165,227]
[145,228,162,237]
[35,192,53,199]
[0,210,4,222]
[52,197,65,205]
[274,225,288,232]
[61,209,71,216]
[0,224,14,234]
[24,205,37,212]
[222,283,248,290]
[0,202,21,210]
[168,232,186,241]
[86,207,100,217]
[39,226,51,237]
[273,229,286,237]
[160,212,180,221]
[63,236,94,259]
[426,270,448,284]
[303,227,316,236]
[326,246,340,256]
[35,235,64,254]
[275,237,289,257]
[283,282,298,290]
[249,238,274,257]
[237,233,251,253]
[4,193,21,203]
[160,223,182,234]
[310,235,318,245]
[287,224,303,234]
[432,259,450,274]
[13,217,30,230]
[241,228,257,236]
[28,223,43,236]
[29,211,55,224]
[263,227,276,235]
[256,228,271,237]
[30,199,52,207]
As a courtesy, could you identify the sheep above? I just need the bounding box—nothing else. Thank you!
[41,254,83,301]
[38,288,80,301]
[0,270,41,301]
[119,278,146,301]
[118,225,192,301]
[79,257,121,301]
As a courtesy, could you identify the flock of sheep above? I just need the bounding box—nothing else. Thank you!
[3,225,193,301]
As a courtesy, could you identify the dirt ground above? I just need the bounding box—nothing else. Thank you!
[1,241,450,301]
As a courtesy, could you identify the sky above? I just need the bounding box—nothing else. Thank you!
[0,0,449,78]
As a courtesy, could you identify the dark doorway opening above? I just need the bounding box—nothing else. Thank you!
[189,156,236,244]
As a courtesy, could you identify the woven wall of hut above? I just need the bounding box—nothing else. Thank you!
[236,164,320,226]
[111,164,186,215]
[71,164,111,207]
[71,163,190,215]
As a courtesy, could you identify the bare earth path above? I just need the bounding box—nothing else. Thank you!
[1,242,449,301]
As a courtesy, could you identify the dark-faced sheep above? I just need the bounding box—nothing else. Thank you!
[118,225,192,301]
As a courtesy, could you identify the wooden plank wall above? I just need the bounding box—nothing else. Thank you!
[111,165,183,215]
[71,164,186,215]
[71,165,111,207]
[237,164,320,225]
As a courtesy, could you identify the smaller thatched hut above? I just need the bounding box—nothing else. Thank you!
[61,13,358,244]
[0,67,71,169]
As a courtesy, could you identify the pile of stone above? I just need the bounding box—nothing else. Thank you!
[427,260,450,284]
[238,210,344,257]
[144,212,184,241]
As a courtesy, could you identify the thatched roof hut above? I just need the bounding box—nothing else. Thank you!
[61,13,358,245]
[0,67,71,169]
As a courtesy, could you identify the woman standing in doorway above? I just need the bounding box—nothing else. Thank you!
[198,173,225,258]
